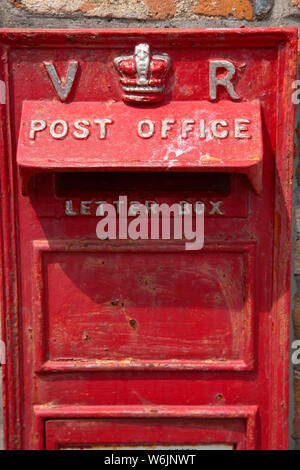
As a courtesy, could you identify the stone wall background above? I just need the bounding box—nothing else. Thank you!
[0,0,300,450]
[1,0,300,27]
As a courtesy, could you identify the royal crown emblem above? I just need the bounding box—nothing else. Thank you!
[114,43,171,103]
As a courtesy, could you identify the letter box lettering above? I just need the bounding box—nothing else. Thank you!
[0,29,297,450]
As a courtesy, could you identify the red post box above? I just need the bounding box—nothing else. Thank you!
[0,28,297,450]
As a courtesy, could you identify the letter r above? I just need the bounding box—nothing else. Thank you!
[209,60,239,101]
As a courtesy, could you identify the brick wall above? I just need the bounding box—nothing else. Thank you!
[4,0,274,21]
[1,0,300,26]
[1,0,300,449]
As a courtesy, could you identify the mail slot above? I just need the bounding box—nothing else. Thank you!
[0,28,297,450]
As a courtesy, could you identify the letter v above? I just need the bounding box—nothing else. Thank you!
[44,60,78,101]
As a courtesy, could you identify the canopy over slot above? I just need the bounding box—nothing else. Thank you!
[17,100,263,194]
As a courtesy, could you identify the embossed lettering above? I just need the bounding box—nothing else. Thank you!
[44,60,78,102]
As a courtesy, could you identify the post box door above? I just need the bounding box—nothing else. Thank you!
[0,28,297,450]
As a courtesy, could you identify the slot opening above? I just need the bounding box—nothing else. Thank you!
[54,172,231,198]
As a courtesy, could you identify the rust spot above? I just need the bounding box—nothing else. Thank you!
[216,393,224,401]
[82,333,91,342]
[129,318,137,329]
[139,275,157,294]
[66,35,76,42]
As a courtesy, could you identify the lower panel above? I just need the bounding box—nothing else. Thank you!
[34,405,258,450]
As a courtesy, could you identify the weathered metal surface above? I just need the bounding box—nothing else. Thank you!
[0,28,297,450]
[17,99,263,193]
